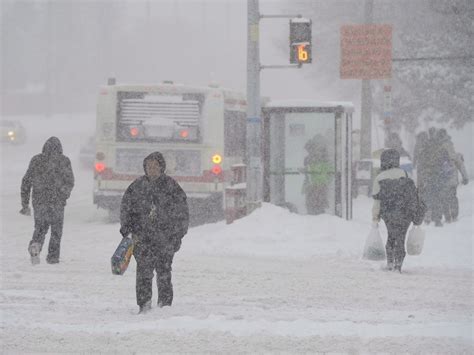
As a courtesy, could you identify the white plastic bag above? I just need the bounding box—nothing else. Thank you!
[406,225,425,256]
[363,224,386,260]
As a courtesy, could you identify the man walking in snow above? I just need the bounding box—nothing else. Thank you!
[372,149,424,272]
[20,136,75,264]
[120,152,189,314]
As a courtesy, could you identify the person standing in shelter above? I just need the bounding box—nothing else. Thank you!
[20,136,75,264]
[302,135,332,215]
[372,149,423,273]
[120,152,189,314]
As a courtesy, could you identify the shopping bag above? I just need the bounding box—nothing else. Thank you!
[363,224,386,260]
[111,237,134,275]
[406,226,425,256]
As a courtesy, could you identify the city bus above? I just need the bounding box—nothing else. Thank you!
[93,80,247,223]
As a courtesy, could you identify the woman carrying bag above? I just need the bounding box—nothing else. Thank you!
[371,149,425,273]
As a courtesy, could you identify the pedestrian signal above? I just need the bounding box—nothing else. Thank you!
[289,18,312,64]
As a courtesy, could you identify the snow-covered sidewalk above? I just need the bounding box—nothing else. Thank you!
[1,115,472,353]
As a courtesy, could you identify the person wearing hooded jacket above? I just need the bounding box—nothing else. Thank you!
[20,136,75,264]
[435,129,469,223]
[372,149,416,273]
[120,152,189,314]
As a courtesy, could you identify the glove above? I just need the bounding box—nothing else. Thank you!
[462,178,469,185]
[173,238,182,253]
[19,206,31,216]
[119,226,131,238]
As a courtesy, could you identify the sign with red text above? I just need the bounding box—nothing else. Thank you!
[340,24,392,79]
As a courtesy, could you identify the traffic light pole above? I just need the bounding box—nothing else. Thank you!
[360,0,373,159]
[246,0,262,213]
[246,0,306,214]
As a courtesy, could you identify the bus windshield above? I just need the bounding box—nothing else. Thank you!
[116,91,203,143]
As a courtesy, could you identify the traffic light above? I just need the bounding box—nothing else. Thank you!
[289,18,312,64]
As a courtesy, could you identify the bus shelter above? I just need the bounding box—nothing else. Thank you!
[262,101,354,220]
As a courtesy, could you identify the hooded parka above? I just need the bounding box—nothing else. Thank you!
[372,149,412,272]
[21,136,74,210]
[119,152,189,309]
[21,137,75,263]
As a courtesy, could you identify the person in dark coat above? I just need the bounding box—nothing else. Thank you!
[413,131,429,215]
[436,129,469,223]
[422,127,443,225]
[385,132,411,159]
[372,149,418,273]
[120,152,189,314]
[413,131,429,186]
[20,136,75,264]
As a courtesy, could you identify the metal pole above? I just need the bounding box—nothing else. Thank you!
[360,0,373,159]
[46,0,53,117]
[246,0,262,212]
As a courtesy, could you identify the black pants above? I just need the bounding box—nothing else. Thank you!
[425,182,443,223]
[442,186,458,221]
[134,240,175,307]
[384,218,411,268]
[305,185,328,215]
[29,204,65,261]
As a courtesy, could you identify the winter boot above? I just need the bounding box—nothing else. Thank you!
[46,256,59,264]
[424,211,432,225]
[393,263,402,273]
[138,300,152,314]
[28,242,41,265]
[158,300,172,308]
[386,262,394,271]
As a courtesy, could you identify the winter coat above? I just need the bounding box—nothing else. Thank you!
[120,153,189,252]
[371,167,407,222]
[371,148,424,224]
[423,136,445,187]
[413,132,429,188]
[438,138,468,187]
[21,137,75,210]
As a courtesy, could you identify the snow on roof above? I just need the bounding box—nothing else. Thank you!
[265,99,354,110]
[290,17,311,23]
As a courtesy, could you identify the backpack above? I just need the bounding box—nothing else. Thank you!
[439,148,455,181]
[375,172,426,224]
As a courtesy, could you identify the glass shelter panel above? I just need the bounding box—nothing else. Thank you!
[265,104,353,220]
[272,112,336,215]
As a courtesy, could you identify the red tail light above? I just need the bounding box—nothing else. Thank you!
[179,130,189,138]
[130,127,139,137]
[211,165,222,175]
[95,162,106,173]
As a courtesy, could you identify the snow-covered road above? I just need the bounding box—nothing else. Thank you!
[1,115,472,353]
